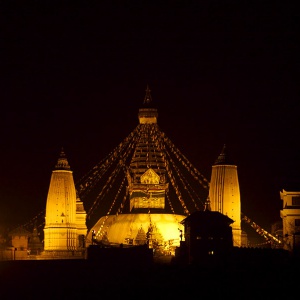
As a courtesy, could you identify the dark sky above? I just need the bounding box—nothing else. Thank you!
[1,0,299,234]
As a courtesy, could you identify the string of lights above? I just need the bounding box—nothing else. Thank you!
[164,135,210,189]
[164,149,203,211]
[242,214,281,245]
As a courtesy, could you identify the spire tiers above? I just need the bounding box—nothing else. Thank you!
[138,85,158,124]
[55,147,71,170]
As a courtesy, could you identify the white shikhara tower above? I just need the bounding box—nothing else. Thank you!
[43,148,87,253]
[208,144,242,247]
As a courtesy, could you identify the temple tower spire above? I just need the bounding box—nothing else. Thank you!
[208,144,242,247]
[43,148,87,256]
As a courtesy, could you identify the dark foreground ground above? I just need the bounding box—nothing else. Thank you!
[1,254,299,300]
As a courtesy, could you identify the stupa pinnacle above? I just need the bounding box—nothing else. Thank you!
[143,84,152,105]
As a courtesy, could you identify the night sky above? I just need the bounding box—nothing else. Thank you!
[1,1,299,235]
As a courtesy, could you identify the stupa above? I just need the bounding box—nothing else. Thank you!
[86,86,189,253]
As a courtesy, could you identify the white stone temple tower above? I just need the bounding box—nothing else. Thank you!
[208,144,242,247]
[43,148,87,255]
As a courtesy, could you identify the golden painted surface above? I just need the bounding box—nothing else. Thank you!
[87,213,185,251]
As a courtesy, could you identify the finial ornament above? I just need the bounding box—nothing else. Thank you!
[55,147,71,170]
[214,143,234,165]
[222,144,226,153]
[144,84,152,104]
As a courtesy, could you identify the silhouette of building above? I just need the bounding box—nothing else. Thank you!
[175,210,234,265]
[4,226,31,260]
[28,221,43,255]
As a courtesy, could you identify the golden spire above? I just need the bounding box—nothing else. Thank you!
[143,84,152,105]
[138,85,158,124]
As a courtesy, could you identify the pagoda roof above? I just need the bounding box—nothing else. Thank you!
[181,210,234,226]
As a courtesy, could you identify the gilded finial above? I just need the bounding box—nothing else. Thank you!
[55,147,71,170]
[214,144,234,165]
[144,84,152,105]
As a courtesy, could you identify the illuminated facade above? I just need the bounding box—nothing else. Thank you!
[43,149,87,254]
[280,189,300,253]
[208,145,242,247]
